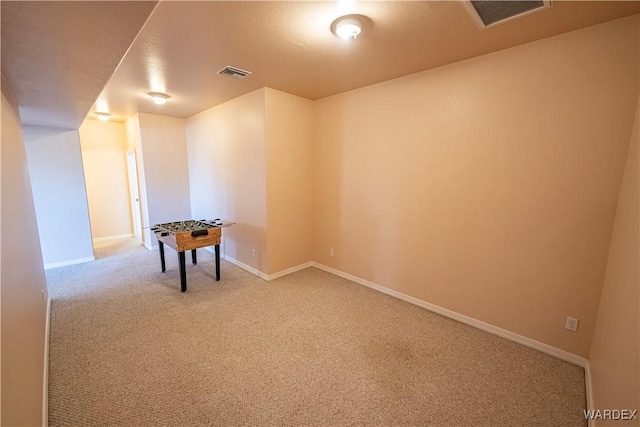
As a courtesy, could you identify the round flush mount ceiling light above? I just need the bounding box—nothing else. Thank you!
[149,92,169,105]
[331,15,368,41]
[95,112,111,121]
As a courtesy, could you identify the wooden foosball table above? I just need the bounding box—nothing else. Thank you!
[151,219,234,292]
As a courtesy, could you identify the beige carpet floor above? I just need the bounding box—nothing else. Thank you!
[46,238,586,426]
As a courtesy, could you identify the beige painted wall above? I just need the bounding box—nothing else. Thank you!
[125,114,152,248]
[79,119,133,240]
[23,126,95,268]
[186,102,229,224]
[186,89,268,271]
[588,89,639,423]
[265,88,314,274]
[186,88,314,275]
[313,16,639,358]
[137,112,192,245]
[1,84,48,426]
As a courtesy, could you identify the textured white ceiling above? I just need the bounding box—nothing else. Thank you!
[1,1,158,129]
[2,1,638,128]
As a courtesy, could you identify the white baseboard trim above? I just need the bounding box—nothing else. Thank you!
[42,296,51,427]
[218,254,314,282]
[92,233,134,243]
[44,256,95,270]
[311,262,588,369]
[584,361,594,426]
[266,262,315,281]
[222,254,269,280]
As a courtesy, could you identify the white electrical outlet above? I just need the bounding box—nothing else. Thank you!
[330,248,334,257]
[252,249,256,258]
[565,316,579,332]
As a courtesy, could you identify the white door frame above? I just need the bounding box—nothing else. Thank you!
[126,151,142,238]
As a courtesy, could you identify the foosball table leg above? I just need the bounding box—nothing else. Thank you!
[178,251,187,292]
[191,249,197,265]
[159,241,166,273]
[215,244,220,281]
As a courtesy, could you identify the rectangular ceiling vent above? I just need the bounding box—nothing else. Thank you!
[217,66,252,79]
[462,0,552,29]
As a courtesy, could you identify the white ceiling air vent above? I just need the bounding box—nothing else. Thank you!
[462,0,552,29]
[217,66,252,79]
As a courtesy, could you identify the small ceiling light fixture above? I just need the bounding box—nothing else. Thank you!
[333,16,362,40]
[149,92,169,105]
[95,112,111,122]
